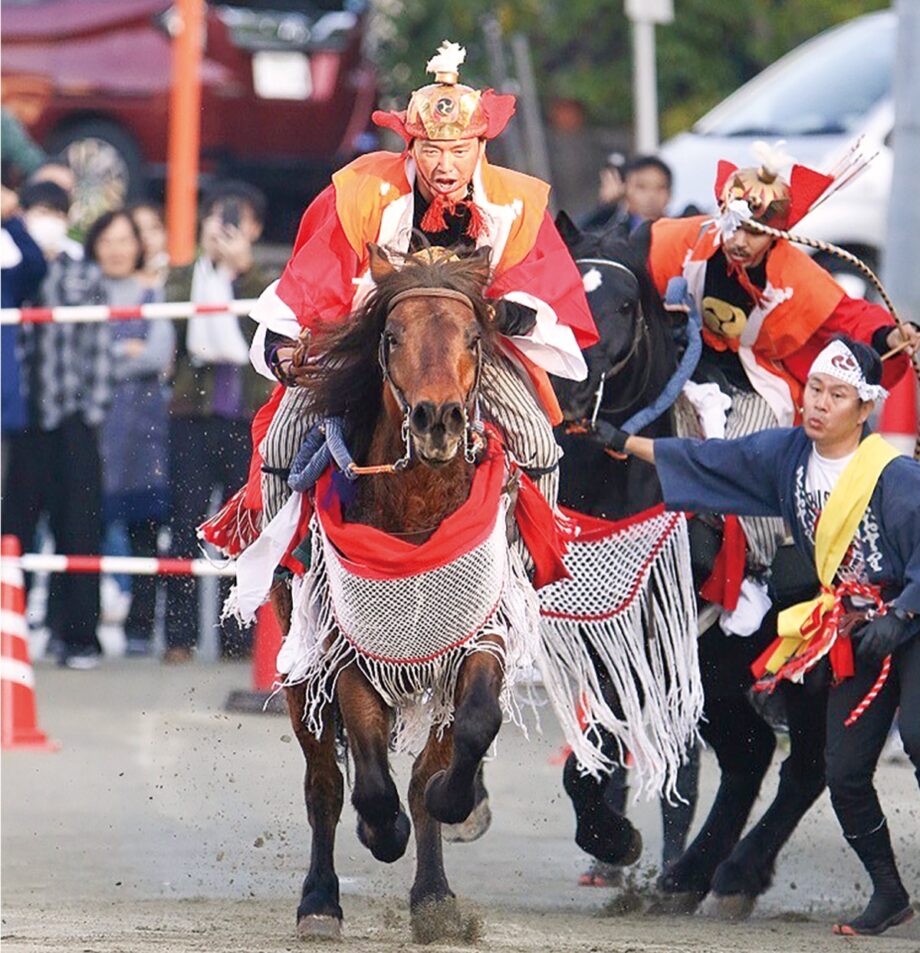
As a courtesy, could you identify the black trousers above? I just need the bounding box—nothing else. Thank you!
[165,415,250,651]
[825,636,920,837]
[124,517,161,642]
[1,416,102,654]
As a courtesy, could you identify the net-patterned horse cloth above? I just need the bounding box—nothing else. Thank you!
[278,494,541,755]
[536,505,703,799]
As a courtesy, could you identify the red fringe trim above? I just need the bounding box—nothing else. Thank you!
[197,485,260,557]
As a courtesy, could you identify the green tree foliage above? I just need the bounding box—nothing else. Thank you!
[373,0,889,136]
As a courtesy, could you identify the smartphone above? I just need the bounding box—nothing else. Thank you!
[221,199,241,229]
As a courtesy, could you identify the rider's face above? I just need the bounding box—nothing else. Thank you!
[412,139,483,203]
[723,227,773,269]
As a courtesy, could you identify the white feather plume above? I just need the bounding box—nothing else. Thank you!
[751,139,795,177]
[426,41,466,79]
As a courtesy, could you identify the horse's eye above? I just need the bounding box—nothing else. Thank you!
[384,330,399,348]
[468,332,481,350]
[618,301,632,314]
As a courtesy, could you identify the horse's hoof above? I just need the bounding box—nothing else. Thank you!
[646,890,706,916]
[425,769,476,826]
[410,897,482,945]
[576,820,642,867]
[713,892,757,920]
[296,914,342,940]
[442,795,492,843]
[356,808,411,863]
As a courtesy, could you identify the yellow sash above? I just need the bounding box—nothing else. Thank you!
[764,434,901,673]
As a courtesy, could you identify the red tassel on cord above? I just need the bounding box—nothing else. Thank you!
[419,193,451,233]
[419,193,488,240]
[465,201,487,239]
[700,514,746,611]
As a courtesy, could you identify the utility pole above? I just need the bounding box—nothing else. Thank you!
[885,0,920,325]
[881,0,920,456]
[166,0,204,265]
[624,0,673,153]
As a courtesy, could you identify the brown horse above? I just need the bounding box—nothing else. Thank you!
[274,244,510,942]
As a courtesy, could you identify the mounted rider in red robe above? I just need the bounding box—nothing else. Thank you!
[201,40,597,555]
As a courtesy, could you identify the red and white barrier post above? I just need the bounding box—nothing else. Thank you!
[9,546,285,715]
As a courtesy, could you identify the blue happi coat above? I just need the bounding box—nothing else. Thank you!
[654,427,920,616]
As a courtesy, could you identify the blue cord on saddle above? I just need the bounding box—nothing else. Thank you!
[619,276,702,435]
[288,417,358,493]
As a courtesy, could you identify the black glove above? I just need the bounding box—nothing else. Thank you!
[590,418,629,454]
[855,609,919,664]
[492,299,537,337]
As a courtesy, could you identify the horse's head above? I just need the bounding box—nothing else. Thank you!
[369,244,493,467]
[554,212,648,421]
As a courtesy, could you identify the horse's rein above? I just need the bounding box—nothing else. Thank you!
[349,287,485,476]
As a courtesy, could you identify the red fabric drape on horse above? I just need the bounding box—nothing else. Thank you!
[311,425,571,588]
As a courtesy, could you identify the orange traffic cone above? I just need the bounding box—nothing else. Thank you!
[1,536,59,751]
[880,373,919,456]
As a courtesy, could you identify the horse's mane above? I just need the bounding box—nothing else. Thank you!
[301,247,497,463]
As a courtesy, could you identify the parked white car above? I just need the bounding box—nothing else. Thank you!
[660,10,895,298]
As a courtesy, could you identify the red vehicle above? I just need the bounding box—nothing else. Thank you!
[1,0,378,227]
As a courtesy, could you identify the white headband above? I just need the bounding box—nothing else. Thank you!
[808,339,888,402]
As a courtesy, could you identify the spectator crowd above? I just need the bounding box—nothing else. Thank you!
[1,149,273,668]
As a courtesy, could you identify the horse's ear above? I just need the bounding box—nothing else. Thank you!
[367,243,396,282]
[554,210,581,250]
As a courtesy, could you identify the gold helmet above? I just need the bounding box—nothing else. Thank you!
[373,41,515,143]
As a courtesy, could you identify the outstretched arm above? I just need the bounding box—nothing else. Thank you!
[590,421,791,518]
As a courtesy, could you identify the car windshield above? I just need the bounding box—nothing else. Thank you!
[696,13,894,137]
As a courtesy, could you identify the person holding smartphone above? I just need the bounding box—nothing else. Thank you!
[163,180,274,662]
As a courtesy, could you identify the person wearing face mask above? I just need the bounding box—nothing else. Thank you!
[593,336,920,937]
[3,182,112,669]
[18,180,83,262]
[200,41,596,564]
[85,210,173,658]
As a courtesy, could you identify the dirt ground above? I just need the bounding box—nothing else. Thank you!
[2,660,919,953]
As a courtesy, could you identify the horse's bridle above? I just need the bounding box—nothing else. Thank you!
[575,257,651,427]
[358,286,484,475]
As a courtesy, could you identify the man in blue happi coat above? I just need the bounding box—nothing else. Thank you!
[593,336,920,937]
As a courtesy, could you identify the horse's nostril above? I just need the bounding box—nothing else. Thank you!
[442,403,465,436]
[411,401,435,433]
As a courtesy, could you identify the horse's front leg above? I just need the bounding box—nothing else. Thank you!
[425,642,504,825]
[285,686,344,938]
[273,584,345,939]
[335,665,411,863]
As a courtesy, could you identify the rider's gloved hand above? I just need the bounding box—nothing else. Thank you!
[491,298,537,337]
[589,419,629,455]
[855,609,919,663]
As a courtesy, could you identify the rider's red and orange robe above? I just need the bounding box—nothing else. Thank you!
[239,150,597,516]
[646,215,910,427]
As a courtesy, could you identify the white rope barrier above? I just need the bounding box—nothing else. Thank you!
[15,554,236,577]
[0,300,259,326]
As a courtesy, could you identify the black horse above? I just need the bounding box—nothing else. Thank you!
[551,214,700,874]
[554,214,827,918]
